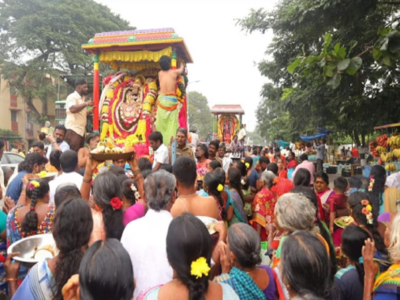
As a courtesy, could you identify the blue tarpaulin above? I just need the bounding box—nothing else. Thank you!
[274,140,290,147]
[300,128,333,142]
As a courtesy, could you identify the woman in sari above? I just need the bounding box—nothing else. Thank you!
[250,171,278,241]
[7,198,93,300]
[286,151,297,180]
[226,168,248,226]
[314,172,334,205]
[215,223,276,300]
[362,213,400,300]
[7,179,55,248]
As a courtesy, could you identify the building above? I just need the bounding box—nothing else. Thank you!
[0,75,57,149]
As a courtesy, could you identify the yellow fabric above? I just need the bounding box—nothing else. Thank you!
[384,187,400,213]
[143,81,158,112]
[99,47,172,63]
[94,62,99,71]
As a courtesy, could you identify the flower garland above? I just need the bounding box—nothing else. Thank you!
[130,183,141,200]
[361,199,373,224]
[368,176,375,192]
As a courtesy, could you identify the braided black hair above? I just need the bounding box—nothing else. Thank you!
[21,179,49,233]
[228,167,244,204]
[204,172,226,220]
[349,192,387,254]
[367,165,386,217]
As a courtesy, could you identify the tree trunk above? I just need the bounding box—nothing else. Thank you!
[353,130,361,146]
[361,134,366,147]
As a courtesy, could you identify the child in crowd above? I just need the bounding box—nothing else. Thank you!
[329,177,350,246]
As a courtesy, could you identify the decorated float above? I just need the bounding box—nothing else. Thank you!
[210,104,244,145]
[82,28,193,157]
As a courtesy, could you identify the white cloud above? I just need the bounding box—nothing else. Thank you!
[94,0,278,131]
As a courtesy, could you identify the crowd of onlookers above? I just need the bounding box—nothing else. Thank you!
[0,125,400,300]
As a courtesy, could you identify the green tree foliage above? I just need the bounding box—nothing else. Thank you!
[187,91,213,140]
[238,0,400,145]
[0,0,132,123]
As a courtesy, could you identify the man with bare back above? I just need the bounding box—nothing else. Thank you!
[156,55,185,145]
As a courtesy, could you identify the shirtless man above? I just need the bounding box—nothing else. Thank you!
[171,157,220,220]
[158,55,185,94]
[156,56,185,143]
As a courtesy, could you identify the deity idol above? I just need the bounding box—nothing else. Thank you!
[99,72,157,155]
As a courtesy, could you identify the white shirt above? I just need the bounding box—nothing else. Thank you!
[222,156,232,173]
[238,128,246,141]
[0,164,4,202]
[46,141,70,159]
[188,133,200,150]
[153,144,169,168]
[121,209,173,299]
[49,172,83,204]
[65,91,87,137]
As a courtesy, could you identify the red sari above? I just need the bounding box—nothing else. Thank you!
[250,187,278,241]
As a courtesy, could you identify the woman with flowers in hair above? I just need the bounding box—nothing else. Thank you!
[6,178,55,247]
[138,213,239,300]
[87,172,125,245]
[349,192,390,273]
[121,177,147,226]
[250,170,278,241]
[203,172,225,221]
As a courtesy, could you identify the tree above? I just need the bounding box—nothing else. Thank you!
[187,91,213,140]
[238,0,400,145]
[0,0,132,123]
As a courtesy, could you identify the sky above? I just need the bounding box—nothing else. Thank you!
[94,0,278,131]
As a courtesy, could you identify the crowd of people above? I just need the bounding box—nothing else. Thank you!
[0,82,399,299]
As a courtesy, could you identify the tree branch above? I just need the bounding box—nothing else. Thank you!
[379,1,400,5]
[357,46,374,57]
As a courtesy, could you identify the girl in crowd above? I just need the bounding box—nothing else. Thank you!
[204,172,225,221]
[349,192,390,272]
[215,223,276,299]
[7,179,55,247]
[278,231,334,300]
[88,172,125,245]
[363,213,400,299]
[62,239,134,300]
[138,213,239,299]
[121,178,147,226]
[367,165,400,216]
[276,156,287,179]
[334,225,368,300]
[208,160,222,172]
[226,168,248,226]
[9,198,93,300]
[250,170,278,241]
